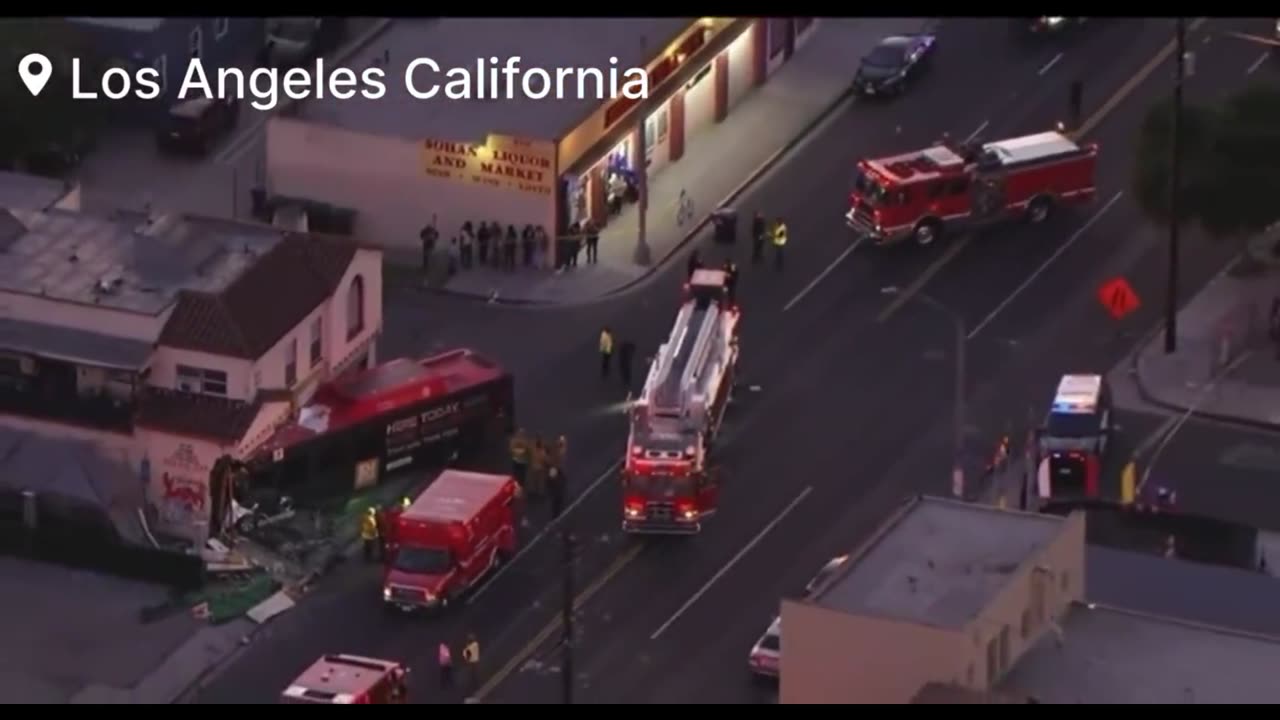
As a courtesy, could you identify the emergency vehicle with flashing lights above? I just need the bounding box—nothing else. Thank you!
[623,269,739,534]
[280,654,408,704]
[1023,17,1088,34]
[1034,373,1114,505]
[382,469,519,612]
[845,129,1098,247]
[241,349,513,505]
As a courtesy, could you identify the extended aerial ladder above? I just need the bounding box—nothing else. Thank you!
[630,269,740,466]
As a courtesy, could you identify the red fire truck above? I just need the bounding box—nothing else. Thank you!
[281,654,409,704]
[235,350,513,511]
[622,269,738,534]
[382,469,520,612]
[845,128,1098,247]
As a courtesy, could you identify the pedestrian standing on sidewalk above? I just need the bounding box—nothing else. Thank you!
[522,224,536,267]
[438,640,454,688]
[460,222,475,269]
[359,507,379,562]
[585,220,600,264]
[772,217,789,270]
[536,225,551,268]
[461,633,481,695]
[619,339,637,393]
[751,212,766,265]
[420,217,439,274]
[547,435,569,520]
[476,221,491,266]
[504,225,519,271]
[599,327,615,379]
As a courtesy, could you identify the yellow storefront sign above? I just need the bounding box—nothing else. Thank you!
[421,134,555,196]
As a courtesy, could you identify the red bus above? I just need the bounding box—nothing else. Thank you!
[239,349,514,503]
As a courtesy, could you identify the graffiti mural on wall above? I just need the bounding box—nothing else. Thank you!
[159,442,211,535]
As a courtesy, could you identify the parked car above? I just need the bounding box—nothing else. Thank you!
[155,97,240,156]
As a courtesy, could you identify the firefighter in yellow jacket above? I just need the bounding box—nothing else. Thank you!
[599,327,615,379]
[360,507,380,562]
[772,218,788,271]
[509,428,530,488]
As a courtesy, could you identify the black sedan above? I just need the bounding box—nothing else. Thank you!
[853,34,936,98]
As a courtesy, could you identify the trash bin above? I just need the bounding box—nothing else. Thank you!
[712,208,737,245]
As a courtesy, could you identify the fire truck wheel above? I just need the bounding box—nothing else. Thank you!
[912,220,941,246]
[1027,196,1054,224]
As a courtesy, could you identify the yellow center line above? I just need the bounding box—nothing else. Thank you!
[877,17,1210,323]
[471,542,645,702]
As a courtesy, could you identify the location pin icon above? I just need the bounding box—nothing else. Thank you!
[18,53,52,97]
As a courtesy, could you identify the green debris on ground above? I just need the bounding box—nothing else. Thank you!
[186,572,280,625]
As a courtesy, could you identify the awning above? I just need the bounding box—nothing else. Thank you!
[0,317,152,371]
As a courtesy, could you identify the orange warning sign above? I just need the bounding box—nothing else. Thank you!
[1098,277,1141,320]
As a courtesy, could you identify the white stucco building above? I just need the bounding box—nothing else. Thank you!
[0,204,382,542]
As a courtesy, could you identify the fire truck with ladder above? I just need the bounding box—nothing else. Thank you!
[622,269,739,534]
[845,128,1098,247]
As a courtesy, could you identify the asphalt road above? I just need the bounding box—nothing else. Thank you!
[1116,409,1280,533]
[475,17,1279,705]
[194,17,1277,704]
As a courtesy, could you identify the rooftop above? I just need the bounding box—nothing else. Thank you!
[813,496,1065,628]
[1086,546,1280,637]
[0,172,72,211]
[0,317,152,370]
[300,17,694,143]
[0,208,284,316]
[1000,603,1280,704]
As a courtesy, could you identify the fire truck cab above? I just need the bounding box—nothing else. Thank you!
[623,269,740,534]
[281,654,409,704]
[845,129,1098,247]
[1035,373,1114,504]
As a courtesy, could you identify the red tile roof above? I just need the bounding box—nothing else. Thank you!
[159,233,358,359]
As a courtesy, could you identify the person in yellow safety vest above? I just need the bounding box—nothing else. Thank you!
[599,327,614,380]
[528,437,548,498]
[461,633,481,694]
[772,218,788,271]
[510,428,530,488]
[401,496,411,509]
[359,507,379,562]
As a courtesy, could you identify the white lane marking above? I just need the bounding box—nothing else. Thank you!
[1038,52,1064,76]
[1137,350,1254,494]
[967,190,1124,340]
[963,119,990,144]
[1247,51,1270,75]
[468,459,622,603]
[782,237,864,312]
[650,486,813,640]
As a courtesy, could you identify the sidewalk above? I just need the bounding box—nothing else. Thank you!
[440,18,930,305]
[1133,260,1280,429]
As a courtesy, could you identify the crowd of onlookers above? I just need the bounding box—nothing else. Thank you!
[418,217,608,276]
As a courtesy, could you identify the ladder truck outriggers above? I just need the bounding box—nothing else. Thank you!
[623,269,739,534]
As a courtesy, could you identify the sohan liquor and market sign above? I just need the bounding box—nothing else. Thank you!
[421,134,555,196]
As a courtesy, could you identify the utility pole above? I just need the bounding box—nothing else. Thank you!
[560,529,575,704]
[1165,17,1186,354]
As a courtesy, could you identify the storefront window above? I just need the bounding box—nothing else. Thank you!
[644,116,656,155]
[657,108,669,142]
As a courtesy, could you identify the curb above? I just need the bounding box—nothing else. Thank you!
[422,84,858,307]
[1128,317,1280,434]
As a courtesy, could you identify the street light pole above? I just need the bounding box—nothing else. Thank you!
[560,529,575,704]
[1165,17,1186,355]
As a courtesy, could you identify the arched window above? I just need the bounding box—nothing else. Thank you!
[346,275,365,340]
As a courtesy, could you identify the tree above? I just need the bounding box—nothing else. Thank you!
[1133,84,1280,240]
[0,19,107,167]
